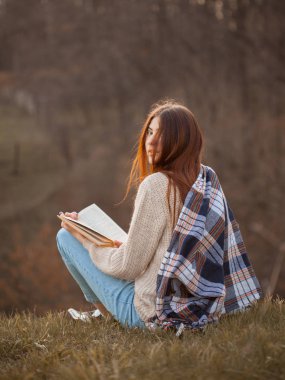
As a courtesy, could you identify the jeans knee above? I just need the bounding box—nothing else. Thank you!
[56,228,72,251]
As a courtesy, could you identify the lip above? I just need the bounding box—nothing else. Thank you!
[147,151,160,155]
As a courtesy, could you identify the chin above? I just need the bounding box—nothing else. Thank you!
[147,155,159,165]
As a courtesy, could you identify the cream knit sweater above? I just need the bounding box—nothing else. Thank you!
[82,172,183,322]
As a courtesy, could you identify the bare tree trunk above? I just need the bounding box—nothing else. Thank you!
[12,142,20,175]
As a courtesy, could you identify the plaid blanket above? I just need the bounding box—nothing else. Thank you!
[155,165,262,331]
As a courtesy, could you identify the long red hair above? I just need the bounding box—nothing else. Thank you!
[124,99,204,228]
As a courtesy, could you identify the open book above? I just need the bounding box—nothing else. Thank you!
[57,204,128,248]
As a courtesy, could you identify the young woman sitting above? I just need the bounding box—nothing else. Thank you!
[56,100,262,330]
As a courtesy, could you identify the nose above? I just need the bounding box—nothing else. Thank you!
[148,134,158,146]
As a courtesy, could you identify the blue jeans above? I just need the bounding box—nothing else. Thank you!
[56,228,145,328]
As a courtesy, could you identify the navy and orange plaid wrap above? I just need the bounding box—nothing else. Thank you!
[155,165,262,329]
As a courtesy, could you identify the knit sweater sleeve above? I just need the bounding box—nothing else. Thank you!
[82,174,169,281]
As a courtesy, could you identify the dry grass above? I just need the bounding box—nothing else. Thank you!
[0,298,284,380]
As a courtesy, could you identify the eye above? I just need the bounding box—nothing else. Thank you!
[146,127,153,136]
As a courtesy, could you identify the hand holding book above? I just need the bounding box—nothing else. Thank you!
[59,212,86,244]
[57,204,128,248]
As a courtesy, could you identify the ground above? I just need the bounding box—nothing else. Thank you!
[0,298,284,380]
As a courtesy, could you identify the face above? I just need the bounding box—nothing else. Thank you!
[145,116,162,165]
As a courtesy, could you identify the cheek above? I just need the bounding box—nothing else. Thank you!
[145,136,151,149]
[157,138,162,150]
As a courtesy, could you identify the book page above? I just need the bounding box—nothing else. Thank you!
[77,204,128,242]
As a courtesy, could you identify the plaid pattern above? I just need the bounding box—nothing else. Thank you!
[155,165,262,330]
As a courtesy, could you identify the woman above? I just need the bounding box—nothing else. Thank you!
[56,100,262,330]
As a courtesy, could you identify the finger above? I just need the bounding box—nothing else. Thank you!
[64,212,78,220]
[71,212,78,220]
[61,221,70,231]
[114,240,122,248]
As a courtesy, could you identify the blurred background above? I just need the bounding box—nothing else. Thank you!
[0,0,284,314]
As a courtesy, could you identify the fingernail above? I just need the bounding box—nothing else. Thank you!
[59,211,63,215]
